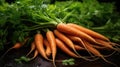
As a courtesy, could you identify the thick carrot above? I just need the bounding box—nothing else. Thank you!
[57,23,99,45]
[83,40,117,67]
[30,49,38,60]
[54,30,79,55]
[46,30,56,67]
[26,42,36,56]
[67,23,109,41]
[54,30,93,61]
[55,38,79,58]
[34,33,49,60]
[44,39,52,57]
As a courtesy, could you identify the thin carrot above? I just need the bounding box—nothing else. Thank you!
[46,30,56,67]
[74,44,84,50]
[34,32,49,60]
[66,35,99,58]
[44,39,52,57]
[95,39,120,52]
[26,42,36,56]
[67,23,109,41]
[83,40,118,67]
[95,39,114,49]
[67,35,111,50]
[30,49,38,60]
[0,42,23,59]
[55,38,79,58]
[57,23,99,45]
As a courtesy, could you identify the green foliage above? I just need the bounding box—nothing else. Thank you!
[0,0,120,50]
[62,58,75,65]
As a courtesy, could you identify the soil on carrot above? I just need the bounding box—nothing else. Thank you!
[0,46,120,67]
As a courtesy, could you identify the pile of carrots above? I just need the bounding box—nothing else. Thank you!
[1,23,120,67]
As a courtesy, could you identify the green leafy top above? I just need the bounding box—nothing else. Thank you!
[0,0,120,50]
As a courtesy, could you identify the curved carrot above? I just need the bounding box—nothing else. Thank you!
[54,30,79,54]
[0,41,25,59]
[55,38,79,58]
[95,39,114,49]
[66,35,100,58]
[46,30,56,67]
[34,33,49,60]
[30,49,38,60]
[66,35,107,50]
[83,40,117,67]
[26,42,36,56]
[74,44,84,50]
[44,39,52,57]
[54,30,93,61]
[67,23,109,41]
[57,23,99,45]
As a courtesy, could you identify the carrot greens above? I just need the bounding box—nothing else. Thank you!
[0,0,120,50]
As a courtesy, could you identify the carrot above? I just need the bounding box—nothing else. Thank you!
[26,42,36,56]
[34,33,49,60]
[46,30,56,67]
[0,42,24,59]
[74,44,84,50]
[57,23,99,45]
[67,23,109,41]
[30,49,38,60]
[54,30,93,61]
[83,40,118,67]
[95,39,120,53]
[43,39,52,57]
[54,30,79,54]
[67,35,105,49]
[95,39,114,49]
[55,38,79,58]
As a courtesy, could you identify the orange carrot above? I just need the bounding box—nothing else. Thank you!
[74,44,84,50]
[67,23,109,41]
[57,23,99,45]
[66,35,102,58]
[55,38,79,58]
[46,30,56,67]
[30,49,38,60]
[54,30,93,61]
[83,40,117,66]
[43,39,52,57]
[26,42,36,56]
[95,39,114,49]
[0,42,23,59]
[34,33,49,60]
[54,30,79,54]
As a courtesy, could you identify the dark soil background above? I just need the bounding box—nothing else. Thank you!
[0,47,120,67]
[0,0,120,67]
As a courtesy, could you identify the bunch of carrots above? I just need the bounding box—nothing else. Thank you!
[1,23,120,67]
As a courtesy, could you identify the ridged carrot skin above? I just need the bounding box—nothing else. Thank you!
[67,23,109,41]
[34,33,49,60]
[46,30,56,67]
[55,38,79,58]
[57,23,99,44]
